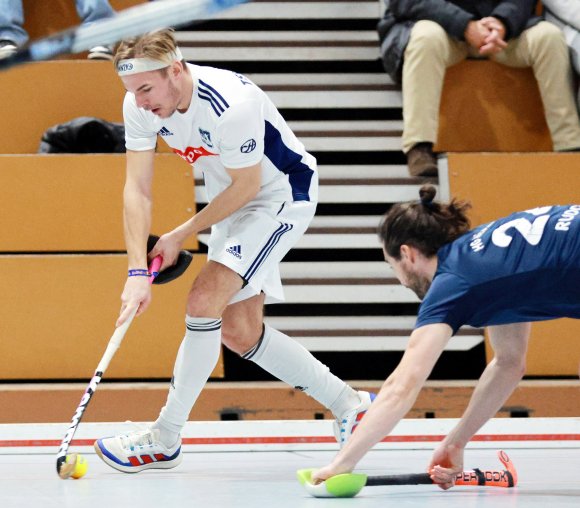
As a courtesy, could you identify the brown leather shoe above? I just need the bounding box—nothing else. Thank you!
[407,143,438,177]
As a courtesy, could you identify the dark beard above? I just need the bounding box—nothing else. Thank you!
[406,272,431,300]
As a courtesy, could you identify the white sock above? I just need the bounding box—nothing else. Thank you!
[244,324,359,418]
[153,316,222,447]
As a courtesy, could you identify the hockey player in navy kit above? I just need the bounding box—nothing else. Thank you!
[313,185,580,490]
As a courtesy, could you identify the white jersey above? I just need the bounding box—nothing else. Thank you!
[123,63,318,204]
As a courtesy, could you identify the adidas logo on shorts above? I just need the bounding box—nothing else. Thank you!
[226,245,242,259]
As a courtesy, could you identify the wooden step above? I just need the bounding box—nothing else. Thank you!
[0,380,576,423]
[0,62,124,154]
[0,254,219,380]
[0,154,197,251]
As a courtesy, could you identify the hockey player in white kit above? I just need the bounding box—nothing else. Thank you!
[94,29,373,473]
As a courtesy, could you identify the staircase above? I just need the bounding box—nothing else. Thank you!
[178,0,486,381]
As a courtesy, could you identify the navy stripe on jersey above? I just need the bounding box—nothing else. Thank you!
[198,92,223,117]
[198,79,230,117]
[244,222,294,281]
[264,121,314,201]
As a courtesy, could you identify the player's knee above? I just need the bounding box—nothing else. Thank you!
[187,298,212,317]
[186,290,219,317]
[221,321,263,355]
[497,357,526,378]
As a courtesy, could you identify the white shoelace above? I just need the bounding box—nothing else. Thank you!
[119,423,157,452]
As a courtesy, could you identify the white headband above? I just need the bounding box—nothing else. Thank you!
[116,47,184,76]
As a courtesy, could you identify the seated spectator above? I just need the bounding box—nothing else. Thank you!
[543,0,580,111]
[377,0,580,177]
[0,0,116,60]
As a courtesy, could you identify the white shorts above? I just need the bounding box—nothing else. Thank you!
[208,200,316,305]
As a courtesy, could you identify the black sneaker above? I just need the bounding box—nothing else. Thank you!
[0,40,18,59]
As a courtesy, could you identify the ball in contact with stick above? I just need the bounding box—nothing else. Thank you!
[66,453,88,479]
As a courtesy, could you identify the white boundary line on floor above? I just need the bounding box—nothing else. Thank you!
[0,417,579,454]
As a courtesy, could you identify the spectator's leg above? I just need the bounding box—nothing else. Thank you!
[494,21,580,151]
[568,32,580,114]
[0,0,28,49]
[75,0,116,60]
[402,20,467,175]
[74,0,115,24]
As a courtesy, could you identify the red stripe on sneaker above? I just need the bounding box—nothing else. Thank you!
[128,456,142,466]
[141,455,154,464]
[154,453,167,461]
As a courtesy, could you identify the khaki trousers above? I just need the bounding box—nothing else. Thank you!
[402,20,580,152]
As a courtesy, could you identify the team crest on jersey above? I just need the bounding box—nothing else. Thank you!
[199,128,213,147]
[241,139,257,153]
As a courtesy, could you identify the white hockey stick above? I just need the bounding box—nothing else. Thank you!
[56,256,162,479]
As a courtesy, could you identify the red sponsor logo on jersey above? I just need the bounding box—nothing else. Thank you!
[173,145,217,164]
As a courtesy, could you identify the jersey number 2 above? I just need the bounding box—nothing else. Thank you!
[491,206,552,248]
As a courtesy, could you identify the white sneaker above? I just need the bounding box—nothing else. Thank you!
[94,428,182,473]
[88,45,114,61]
[333,391,376,447]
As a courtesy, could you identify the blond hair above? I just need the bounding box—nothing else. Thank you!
[113,28,185,70]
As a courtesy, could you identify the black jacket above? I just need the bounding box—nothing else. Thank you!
[39,117,126,153]
[377,0,541,82]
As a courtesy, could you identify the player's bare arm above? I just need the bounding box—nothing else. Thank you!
[428,322,530,489]
[151,162,262,269]
[312,323,453,484]
[118,148,156,326]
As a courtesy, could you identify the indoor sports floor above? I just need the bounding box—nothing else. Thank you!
[1,419,579,507]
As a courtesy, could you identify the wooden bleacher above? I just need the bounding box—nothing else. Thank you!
[436,61,552,152]
[0,379,577,423]
[0,67,214,379]
[0,152,215,380]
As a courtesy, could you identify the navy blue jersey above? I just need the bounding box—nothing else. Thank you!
[416,205,580,334]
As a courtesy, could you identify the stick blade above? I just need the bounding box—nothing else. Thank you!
[326,473,368,497]
[57,453,77,480]
[296,468,366,498]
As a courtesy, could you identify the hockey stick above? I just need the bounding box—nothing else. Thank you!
[297,450,517,498]
[0,0,249,72]
[56,256,162,479]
